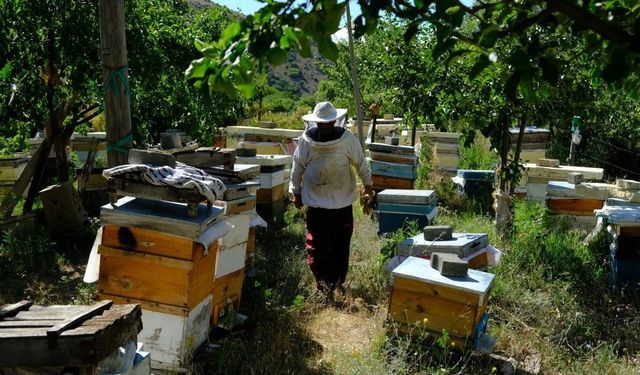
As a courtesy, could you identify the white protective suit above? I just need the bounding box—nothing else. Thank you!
[290,128,373,209]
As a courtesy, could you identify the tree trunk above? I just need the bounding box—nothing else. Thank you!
[346,3,365,149]
[495,115,513,237]
[510,114,527,193]
[99,0,132,167]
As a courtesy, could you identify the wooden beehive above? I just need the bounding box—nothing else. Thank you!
[99,225,219,309]
[389,256,494,341]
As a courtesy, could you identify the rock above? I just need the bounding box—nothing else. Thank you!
[127,149,176,167]
[423,225,453,241]
[430,252,468,277]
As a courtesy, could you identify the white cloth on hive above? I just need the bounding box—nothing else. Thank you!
[103,162,226,204]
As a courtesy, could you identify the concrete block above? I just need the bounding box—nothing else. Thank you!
[128,149,176,167]
[430,252,468,277]
[567,172,583,185]
[423,225,453,241]
[536,158,560,167]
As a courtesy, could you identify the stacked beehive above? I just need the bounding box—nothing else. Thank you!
[98,197,227,368]
[71,132,108,164]
[545,178,604,230]
[452,169,495,208]
[227,126,302,155]
[236,155,291,225]
[509,126,550,163]
[367,143,417,191]
[595,198,640,290]
[518,158,604,202]
[376,189,437,235]
[424,131,461,176]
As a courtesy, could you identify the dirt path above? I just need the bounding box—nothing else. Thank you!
[307,306,387,371]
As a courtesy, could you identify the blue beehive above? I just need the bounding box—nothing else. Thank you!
[453,170,495,207]
[376,189,437,234]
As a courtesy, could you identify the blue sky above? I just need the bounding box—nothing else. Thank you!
[211,0,362,18]
[211,0,473,16]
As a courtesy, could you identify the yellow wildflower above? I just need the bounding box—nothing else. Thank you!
[491,366,497,373]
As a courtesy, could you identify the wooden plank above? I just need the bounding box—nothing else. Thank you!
[368,151,417,165]
[102,224,200,260]
[0,320,59,328]
[372,174,413,190]
[174,148,236,169]
[547,198,603,213]
[0,304,141,367]
[523,163,604,180]
[235,155,291,167]
[367,143,416,155]
[47,301,113,347]
[389,288,478,337]
[98,245,194,270]
[0,301,32,320]
[97,293,188,316]
[13,306,88,321]
[108,178,209,205]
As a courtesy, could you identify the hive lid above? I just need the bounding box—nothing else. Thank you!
[377,189,436,205]
[392,256,495,296]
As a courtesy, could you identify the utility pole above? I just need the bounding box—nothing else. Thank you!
[567,115,581,166]
[346,2,365,149]
[99,0,132,167]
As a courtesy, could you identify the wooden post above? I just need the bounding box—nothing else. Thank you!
[346,3,365,149]
[99,0,132,167]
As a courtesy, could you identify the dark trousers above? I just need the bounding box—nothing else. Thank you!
[305,205,354,291]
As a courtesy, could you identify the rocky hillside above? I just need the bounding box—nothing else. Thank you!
[188,0,325,97]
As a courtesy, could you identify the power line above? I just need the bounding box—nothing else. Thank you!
[588,136,639,156]
[554,143,640,178]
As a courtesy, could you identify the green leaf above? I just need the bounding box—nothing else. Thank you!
[193,39,206,52]
[0,62,12,81]
[279,34,291,49]
[432,38,456,59]
[478,26,500,48]
[298,36,312,58]
[446,49,470,67]
[185,58,209,80]
[316,37,339,61]
[221,22,241,43]
[266,47,287,65]
[236,82,256,98]
[469,54,491,79]
[445,6,461,15]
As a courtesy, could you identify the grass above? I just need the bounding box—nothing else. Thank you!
[1,185,640,374]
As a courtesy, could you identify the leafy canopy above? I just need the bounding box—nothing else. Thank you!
[187,0,640,101]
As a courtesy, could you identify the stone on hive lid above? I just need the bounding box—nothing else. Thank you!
[431,252,469,277]
[423,225,453,241]
[567,172,583,185]
[128,149,177,167]
[537,158,560,168]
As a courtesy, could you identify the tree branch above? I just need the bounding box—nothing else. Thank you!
[546,0,637,50]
